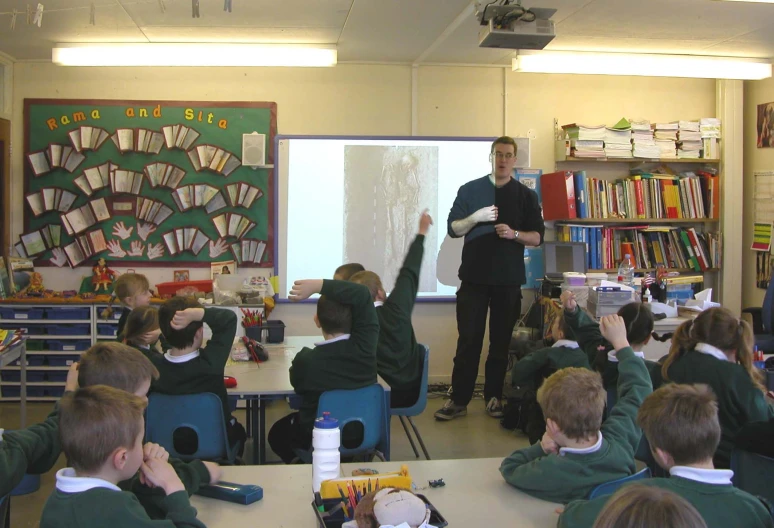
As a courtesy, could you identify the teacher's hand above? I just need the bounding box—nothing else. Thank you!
[495,224,516,239]
[472,205,498,223]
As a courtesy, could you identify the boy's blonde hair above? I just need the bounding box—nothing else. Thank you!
[78,342,159,394]
[124,306,160,346]
[334,263,365,281]
[537,367,605,440]
[637,383,720,466]
[59,385,147,473]
[349,271,384,302]
[593,484,707,528]
[101,273,150,320]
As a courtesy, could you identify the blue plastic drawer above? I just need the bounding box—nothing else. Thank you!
[11,356,46,367]
[45,387,65,398]
[46,340,90,352]
[46,307,90,320]
[46,371,69,382]
[0,308,45,320]
[1,386,20,397]
[47,355,80,367]
[0,324,45,335]
[46,324,90,336]
[0,371,46,382]
[97,325,117,336]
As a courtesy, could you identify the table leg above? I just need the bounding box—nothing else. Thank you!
[259,397,267,465]
[245,399,252,437]
[251,397,260,465]
[381,391,390,461]
[20,343,27,428]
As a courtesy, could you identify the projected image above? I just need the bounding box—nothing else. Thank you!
[343,146,438,292]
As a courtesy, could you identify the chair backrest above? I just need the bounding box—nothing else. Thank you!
[763,278,774,334]
[317,384,387,457]
[391,344,430,415]
[731,449,774,505]
[145,392,232,462]
[588,467,651,499]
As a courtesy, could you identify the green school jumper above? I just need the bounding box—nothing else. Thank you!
[499,347,653,504]
[663,349,774,467]
[376,235,425,394]
[41,486,205,528]
[150,307,238,427]
[510,341,590,391]
[0,404,61,497]
[119,458,211,520]
[559,474,774,528]
[291,280,379,437]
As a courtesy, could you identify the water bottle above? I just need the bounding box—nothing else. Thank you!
[312,412,340,492]
[617,254,635,288]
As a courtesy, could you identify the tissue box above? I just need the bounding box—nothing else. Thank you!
[587,299,626,317]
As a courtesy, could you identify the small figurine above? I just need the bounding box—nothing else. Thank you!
[92,258,117,292]
[25,272,45,296]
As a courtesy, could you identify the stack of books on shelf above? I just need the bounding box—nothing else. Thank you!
[678,121,702,159]
[561,124,606,158]
[604,124,633,159]
[700,118,721,159]
[555,223,722,272]
[654,122,678,158]
[631,120,660,159]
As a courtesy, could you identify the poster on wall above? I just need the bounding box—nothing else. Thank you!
[757,102,774,148]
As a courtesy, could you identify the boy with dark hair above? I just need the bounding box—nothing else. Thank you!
[40,385,205,528]
[334,263,365,281]
[559,384,774,528]
[500,315,652,504]
[268,279,378,463]
[349,210,431,408]
[155,297,245,455]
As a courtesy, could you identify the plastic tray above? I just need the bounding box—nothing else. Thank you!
[46,340,90,352]
[313,494,447,528]
[0,308,45,320]
[97,326,118,336]
[46,307,90,320]
[46,324,90,336]
[47,354,81,367]
[1,371,46,382]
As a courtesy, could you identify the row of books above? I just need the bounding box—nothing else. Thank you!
[172,184,223,214]
[542,169,719,221]
[61,198,111,236]
[136,197,174,226]
[73,162,116,196]
[162,227,211,257]
[63,229,110,267]
[111,128,165,155]
[26,188,78,217]
[144,162,187,189]
[17,225,63,257]
[232,239,268,265]
[68,126,110,153]
[27,145,86,176]
[212,213,255,239]
[225,183,263,209]
[187,144,242,176]
[556,224,722,272]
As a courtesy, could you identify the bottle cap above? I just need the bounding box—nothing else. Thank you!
[624,254,631,259]
[314,411,339,429]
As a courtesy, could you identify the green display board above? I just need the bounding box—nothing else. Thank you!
[23,99,277,268]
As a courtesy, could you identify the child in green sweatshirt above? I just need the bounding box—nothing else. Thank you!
[348,210,432,408]
[559,383,774,528]
[267,279,379,464]
[77,342,221,519]
[123,306,163,361]
[499,314,653,504]
[40,385,205,528]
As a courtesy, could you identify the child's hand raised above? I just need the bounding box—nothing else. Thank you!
[65,362,79,392]
[289,279,323,301]
[170,308,204,330]
[600,315,630,352]
[418,209,433,235]
[140,458,185,495]
[560,291,577,312]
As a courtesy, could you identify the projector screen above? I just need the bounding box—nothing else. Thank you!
[277,136,531,300]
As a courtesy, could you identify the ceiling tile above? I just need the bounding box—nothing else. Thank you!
[140,26,340,44]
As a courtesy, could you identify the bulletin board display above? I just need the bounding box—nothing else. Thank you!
[23,99,277,268]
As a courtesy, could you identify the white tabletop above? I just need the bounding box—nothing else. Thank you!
[191,458,560,528]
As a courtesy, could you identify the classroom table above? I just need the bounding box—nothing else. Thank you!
[191,458,561,528]
[225,336,391,465]
[0,338,27,427]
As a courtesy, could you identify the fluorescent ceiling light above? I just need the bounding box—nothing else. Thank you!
[513,51,771,80]
[713,1,774,3]
[53,43,337,67]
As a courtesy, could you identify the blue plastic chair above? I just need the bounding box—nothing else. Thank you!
[588,468,651,499]
[731,449,774,506]
[390,345,431,460]
[635,435,668,478]
[145,392,240,464]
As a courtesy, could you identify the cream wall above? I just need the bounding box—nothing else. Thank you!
[10,62,716,382]
[743,77,774,311]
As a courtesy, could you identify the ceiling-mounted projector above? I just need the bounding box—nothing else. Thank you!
[475,1,557,50]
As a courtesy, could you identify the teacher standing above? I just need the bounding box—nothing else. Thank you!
[435,136,544,421]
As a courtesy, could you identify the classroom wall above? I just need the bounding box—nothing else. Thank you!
[10,62,716,381]
[743,77,774,311]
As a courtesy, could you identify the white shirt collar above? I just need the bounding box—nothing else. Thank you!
[607,350,645,363]
[694,343,728,361]
[374,301,384,308]
[55,468,121,493]
[164,349,200,363]
[560,432,603,456]
[314,334,351,346]
[552,339,580,349]
[669,466,733,485]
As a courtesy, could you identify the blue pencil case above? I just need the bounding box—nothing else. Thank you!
[195,481,263,505]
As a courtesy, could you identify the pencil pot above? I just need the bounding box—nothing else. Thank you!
[312,494,448,528]
[244,326,262,341]
[264,320,285,343]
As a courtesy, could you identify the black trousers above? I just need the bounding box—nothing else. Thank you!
[451,281,522,406]
[267,412,311,464]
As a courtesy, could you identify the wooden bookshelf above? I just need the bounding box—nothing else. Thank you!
[552,218,718,225]
[557,157,721,164]
[589,268,720,274]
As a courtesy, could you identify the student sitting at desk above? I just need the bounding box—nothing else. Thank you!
[155,298,245,457]
[267,279,378,464]
[559,383,774,528]
[77,342,222,519]
[40,386,205,528]
[499,315,652,504]
[103,272,153,340]
[334,263,365,281]
[659,307,774,468]
[0,364,78,497]
[348,210,432,408]
[123,306,163,360]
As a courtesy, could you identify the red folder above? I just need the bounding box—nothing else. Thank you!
[541,171,577,220]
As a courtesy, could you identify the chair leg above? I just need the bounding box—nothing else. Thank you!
[398,416,420,459]
[407,417,431,460]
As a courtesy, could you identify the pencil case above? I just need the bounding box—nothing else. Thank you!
[312,494,447,528]
[195,481,263,505]
[319,465,412,500]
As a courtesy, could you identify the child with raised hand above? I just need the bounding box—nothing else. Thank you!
[124,305,163,359]
[102,273,153,339]
[40,385,205,528]
[561,291,662,395]
[499,314,653,503]
[661,307,774,468]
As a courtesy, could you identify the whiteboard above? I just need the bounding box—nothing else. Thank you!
[276,136,532,299]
